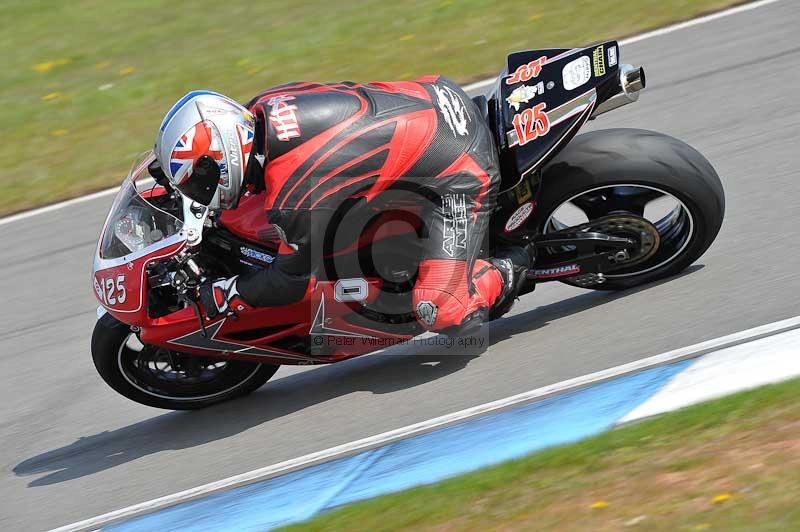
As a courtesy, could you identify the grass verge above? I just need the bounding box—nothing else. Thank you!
[283,377,800,531]
[1,0,746,216]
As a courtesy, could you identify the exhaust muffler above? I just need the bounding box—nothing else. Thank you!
[591,64,646,118]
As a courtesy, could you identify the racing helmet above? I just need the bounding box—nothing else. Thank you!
[155,90,255,210]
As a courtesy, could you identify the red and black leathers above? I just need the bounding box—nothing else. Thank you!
[235,77,514,333]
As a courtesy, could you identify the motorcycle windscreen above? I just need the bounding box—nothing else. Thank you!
[99,153,184,260]
[93,152,187,319]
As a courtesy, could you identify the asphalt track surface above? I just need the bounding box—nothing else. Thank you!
[2,2,799,530]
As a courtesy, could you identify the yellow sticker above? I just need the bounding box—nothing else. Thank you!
[513,178,533,204]
[592,45,606,77]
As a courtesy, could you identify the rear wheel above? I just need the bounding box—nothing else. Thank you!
[535,128,725,290]
[92,314,279,410]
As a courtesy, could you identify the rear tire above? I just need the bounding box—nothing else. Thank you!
[92,313,279,410]
[536,128,725,290]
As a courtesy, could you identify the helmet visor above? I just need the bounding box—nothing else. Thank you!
[175,155,221,206]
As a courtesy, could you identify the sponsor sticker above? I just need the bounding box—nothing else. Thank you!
[505,56,547,85]
[415,300,439,327]
[506,82,545,111]
[268,95,301,141]
[198,105,234,116]
[511,102,550,146]
[242,109,256,128]
[513,178,533,204]
[441,193,468,257]
[93,277,104,301]
[434,84,470,137]
[531,264,581,279]
[608,46,618,67]
[504,201,535,233]
[562,56,592,91]
[240,246,274,264]
[592,45,606,77]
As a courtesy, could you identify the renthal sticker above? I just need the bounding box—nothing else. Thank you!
[505,56,547,85]
[268,95,301,141]
[504,202,535,233]
[608,46,618,67]
[434,85,470,137]
[532,264,581,279]
[240,246,274,264]
[415,300,439,327]
[562,56,592,91]
[506,81,545,111]
[441,193,468,257]
[592,45,606,77]
[511,103,550,146]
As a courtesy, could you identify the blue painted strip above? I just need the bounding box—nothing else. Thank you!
[108,360,691,532]
[159,90,222,132]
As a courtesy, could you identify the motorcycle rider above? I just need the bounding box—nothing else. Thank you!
[153,81,533,336]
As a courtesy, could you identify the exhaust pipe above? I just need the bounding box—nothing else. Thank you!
[622,63,646,92]
[591,64,646,118]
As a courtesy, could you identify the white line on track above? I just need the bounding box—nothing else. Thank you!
[461,0,785,93]
[1,0,785,229]
[0,186,120,227]
[52,314,800,532]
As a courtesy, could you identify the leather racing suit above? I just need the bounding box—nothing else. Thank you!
[234,77,516,334]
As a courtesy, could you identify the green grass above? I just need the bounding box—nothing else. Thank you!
[282,378,800,531]
[1,0,742,216]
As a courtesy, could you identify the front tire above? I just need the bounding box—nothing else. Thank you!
[92,313,279,410]
[536,128,725,290]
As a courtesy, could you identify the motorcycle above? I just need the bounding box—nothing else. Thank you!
[91,42,725,409]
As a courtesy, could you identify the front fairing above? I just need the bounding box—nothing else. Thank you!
[92,152,188,324]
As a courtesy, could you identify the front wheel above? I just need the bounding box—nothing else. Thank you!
[535,128,725,290]
[92,314,279,410]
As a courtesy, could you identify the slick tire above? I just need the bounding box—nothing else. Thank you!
[535,128,725,291]
[92,313,279,410]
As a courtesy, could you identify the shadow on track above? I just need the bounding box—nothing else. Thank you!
[491,265,705,345]
[14,265,702,487]
[13,351,477,487]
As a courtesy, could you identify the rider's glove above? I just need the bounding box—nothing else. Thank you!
[198,276,252,320]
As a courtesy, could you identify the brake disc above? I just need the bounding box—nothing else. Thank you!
[582,214,661,269]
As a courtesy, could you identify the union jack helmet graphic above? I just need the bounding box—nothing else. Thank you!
[155,91,255,210]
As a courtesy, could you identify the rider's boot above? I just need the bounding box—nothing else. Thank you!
[488,245,535,320]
